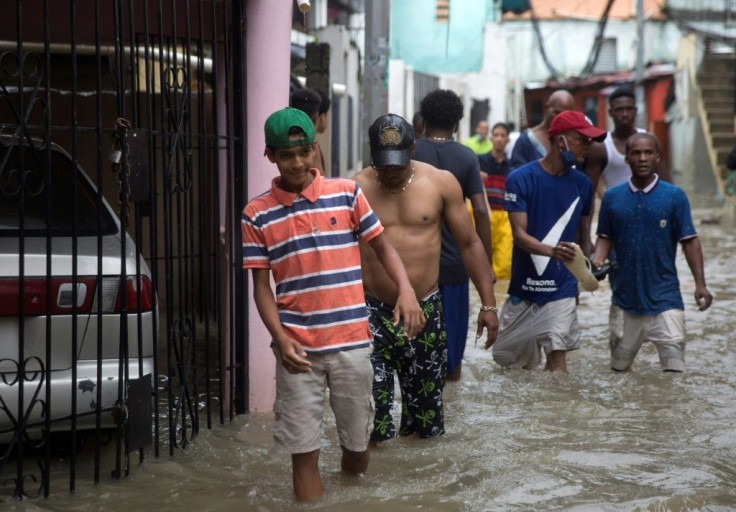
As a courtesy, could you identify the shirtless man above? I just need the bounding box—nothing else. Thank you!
[354,114,499,444]
[509,90,575,170]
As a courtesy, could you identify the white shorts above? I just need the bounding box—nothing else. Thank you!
[272,346,374,454]
[492,297,580,369]
[611,308,686,372]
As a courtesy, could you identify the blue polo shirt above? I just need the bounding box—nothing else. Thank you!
[504,160,592,303]
[597,175,697,316]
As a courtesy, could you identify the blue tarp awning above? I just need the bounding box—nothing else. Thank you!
[390,0,493,74]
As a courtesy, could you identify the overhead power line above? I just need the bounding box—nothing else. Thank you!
[529,0,617,81]
[580,0,616,78]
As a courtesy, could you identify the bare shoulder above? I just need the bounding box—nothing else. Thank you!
[588,141,607,165]
[352,166,373,187]
[414,160,455,185]
[422,164,462,197]
[590,141,606,158]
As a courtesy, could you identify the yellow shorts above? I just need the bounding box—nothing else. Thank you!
[467,201,513,280]
[490,209,512,280]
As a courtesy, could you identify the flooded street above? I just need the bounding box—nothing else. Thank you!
[7,196,736,511]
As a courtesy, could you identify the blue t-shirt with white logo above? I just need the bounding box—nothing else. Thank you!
[504,161,593,303]
[597,177,697,315]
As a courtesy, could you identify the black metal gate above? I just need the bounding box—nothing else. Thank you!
[0,0,246,499]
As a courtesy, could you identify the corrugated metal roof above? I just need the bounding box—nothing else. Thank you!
[503,0,666,21]
[538,62,676,89]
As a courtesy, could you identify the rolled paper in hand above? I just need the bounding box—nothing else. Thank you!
[563,243,599,292]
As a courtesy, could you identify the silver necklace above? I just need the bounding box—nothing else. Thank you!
[427,136,449,142]
[375,163,416,194]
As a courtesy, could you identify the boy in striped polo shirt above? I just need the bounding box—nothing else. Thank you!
[242,108,424,502]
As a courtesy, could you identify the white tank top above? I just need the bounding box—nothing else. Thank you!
[602,129,646,188]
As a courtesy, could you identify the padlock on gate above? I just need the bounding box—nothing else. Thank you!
[109,134,123,166]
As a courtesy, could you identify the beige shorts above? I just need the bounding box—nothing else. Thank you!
[272,346,374,454]
[492,297,579,368]
[609,303,624,348]
[611,308,686,372]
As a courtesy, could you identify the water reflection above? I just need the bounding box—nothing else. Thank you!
[6,199,736,511]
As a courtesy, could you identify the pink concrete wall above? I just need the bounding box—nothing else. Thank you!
[245,0,292,411]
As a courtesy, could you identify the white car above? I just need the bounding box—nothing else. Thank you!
[0,135,156,441]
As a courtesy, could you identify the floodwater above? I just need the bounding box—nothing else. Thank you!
[7,196,736,511]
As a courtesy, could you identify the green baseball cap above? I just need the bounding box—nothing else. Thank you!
[264,107,315,148]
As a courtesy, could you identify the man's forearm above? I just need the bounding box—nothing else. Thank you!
[253,281,287,341]
[472,207,493,264]
[592,237,613,267]
[512,229,553,258]
[579,215,593,254]
[461,242,496,307]
[682,238,707,287]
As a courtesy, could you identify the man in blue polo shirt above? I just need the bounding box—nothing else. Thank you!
[490,110,604,372]
[592,133,713,372]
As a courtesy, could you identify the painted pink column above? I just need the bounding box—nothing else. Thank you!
[245,0,292,411]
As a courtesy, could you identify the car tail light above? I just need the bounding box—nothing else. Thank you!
[0,275,154,316]
[112,275,154,312]
[0,277,97,316]
[97,275,155,313]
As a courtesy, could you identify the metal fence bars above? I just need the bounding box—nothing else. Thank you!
[0,0,247,499]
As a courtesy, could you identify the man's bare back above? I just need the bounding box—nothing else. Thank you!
[354,160,463,303]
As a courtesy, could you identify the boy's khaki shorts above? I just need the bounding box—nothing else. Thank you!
[272,345,374,454]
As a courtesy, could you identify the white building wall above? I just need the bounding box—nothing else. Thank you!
[439,22,509,135]
[315,24,363,177]
[503,19,683,83]
[388,59,407,117]
[346,42,363,173]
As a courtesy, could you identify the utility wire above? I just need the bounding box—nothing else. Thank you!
[529,1,561,80]
[529,0,617,81]
[579,0,616,77]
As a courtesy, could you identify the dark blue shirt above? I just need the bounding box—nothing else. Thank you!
[597,176,697,315]
[504,161,592,303]
[509,130,545,171]
[413,138,484,285]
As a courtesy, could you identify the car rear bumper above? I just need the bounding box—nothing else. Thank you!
[0,357,154,440]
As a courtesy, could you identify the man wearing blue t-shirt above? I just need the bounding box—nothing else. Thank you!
[490,111,605,372]
[592,133,712,372]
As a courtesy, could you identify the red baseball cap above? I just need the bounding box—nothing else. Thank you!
[548,110,607,142]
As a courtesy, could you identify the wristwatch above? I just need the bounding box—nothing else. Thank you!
[480,305,498,313]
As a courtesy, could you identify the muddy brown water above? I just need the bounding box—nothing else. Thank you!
[6,197,736,511]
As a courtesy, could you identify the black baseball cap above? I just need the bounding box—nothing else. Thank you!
[369,114,414,168]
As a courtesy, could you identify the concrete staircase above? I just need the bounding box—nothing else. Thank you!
[698,43,735,181]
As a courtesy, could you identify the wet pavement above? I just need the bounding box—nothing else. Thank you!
[6,196,736,511]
